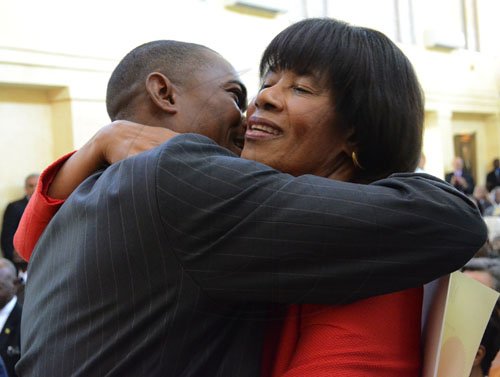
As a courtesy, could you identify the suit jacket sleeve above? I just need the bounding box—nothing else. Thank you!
[486,172,495,192]
[1,203,17,259]
[464,172,475,195]
[155,134,487,304]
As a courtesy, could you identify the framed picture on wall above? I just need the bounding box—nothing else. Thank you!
[453,133,476,182]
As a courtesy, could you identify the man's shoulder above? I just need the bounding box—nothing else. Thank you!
[87,145,166,184]
[9,196,28,205]
[66,144,165,206]
[7,197,27,207]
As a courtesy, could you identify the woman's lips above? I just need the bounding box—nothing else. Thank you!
[245,116,282,140]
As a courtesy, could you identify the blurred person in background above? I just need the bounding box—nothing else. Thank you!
[446,156,475,195]
[0,259,21,377]
[1,174,38,270]
[491,237,500,256]
[462,257,500,290]
[472,185,494,216]
[485,188,500,217]
[486,158,500,193]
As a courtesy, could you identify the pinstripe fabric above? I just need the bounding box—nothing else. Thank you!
[18,134,486,376]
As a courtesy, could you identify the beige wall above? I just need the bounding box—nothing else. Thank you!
[0,86,53,211]
[0,46,111,235]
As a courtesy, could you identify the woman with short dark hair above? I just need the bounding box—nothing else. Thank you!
[245,18,423,376]
[254,18,423,183]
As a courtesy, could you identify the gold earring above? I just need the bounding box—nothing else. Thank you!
[352,151,364,170]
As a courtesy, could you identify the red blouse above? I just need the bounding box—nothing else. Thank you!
[270,289,422,377]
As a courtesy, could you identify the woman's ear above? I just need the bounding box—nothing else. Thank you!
[343,127,357,154]
[145,72,177,114]
[342,127,366,173]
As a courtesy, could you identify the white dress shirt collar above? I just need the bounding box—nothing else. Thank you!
[0,296,17,331]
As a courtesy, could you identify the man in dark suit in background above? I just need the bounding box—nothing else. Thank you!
[18,40,487,377]
[486,158,500,192]
[445,156,475,195]
[0,259,21,377]
[1,175,38,264]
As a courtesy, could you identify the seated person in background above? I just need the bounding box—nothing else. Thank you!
[485,187,500,216]
[462,257,500,291]
[445,156,475,195]
[0,258,22,377]
[491,237,500,256]
[472,185,494,216]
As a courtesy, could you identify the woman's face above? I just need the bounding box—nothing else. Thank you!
[241,70,352,179]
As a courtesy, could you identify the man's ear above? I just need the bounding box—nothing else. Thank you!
[145,72,177,114]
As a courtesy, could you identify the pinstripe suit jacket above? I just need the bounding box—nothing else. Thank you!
[18,134,486,377]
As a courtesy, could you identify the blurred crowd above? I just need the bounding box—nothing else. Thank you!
[0,173,38,377]
[443,156,500,376]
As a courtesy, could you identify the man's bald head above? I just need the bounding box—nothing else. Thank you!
[0,258,17,308]
[106,40,216,120]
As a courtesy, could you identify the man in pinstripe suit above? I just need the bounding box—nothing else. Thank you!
[18,40,487,376]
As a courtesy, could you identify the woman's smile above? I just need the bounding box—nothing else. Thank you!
[245,116,283,140]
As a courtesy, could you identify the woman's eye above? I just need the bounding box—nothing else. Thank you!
[293,86,311,94]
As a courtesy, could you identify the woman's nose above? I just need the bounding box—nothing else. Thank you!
[254,85,282,111]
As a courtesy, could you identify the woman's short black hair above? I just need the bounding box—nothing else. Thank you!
[260,18,424,182]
